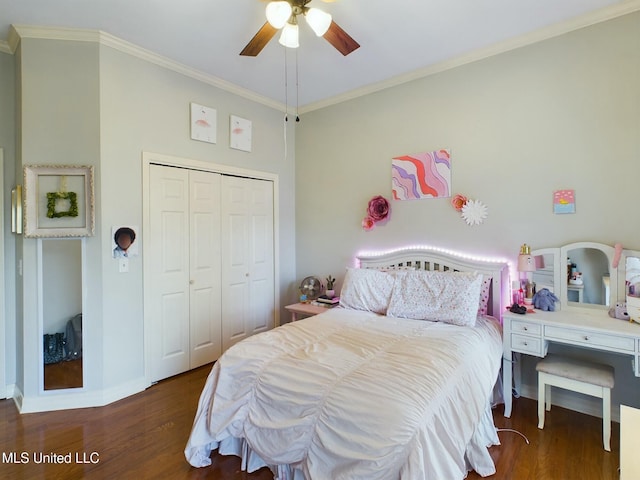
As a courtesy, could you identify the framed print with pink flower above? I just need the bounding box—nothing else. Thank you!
[391,149,451,201]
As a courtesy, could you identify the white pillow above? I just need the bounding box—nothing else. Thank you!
[387,270,483,326]
[339,268,398,314]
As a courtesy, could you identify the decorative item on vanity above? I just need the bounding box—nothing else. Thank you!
[299,276,322,302]
[325,275,336,298]
[361,195,390,231]
[626,253,640,323]
[609,300,630,321]
[517,243,537,306]
[532,288,559,311]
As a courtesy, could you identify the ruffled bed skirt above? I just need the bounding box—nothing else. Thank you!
[186,401,500,479]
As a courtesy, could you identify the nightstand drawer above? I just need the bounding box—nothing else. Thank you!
[511,319,542,336]
[511,333,545,356]
[545,325,635,353]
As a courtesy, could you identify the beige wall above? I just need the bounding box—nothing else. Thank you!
[295,12,640,415]
[0,51,16,396]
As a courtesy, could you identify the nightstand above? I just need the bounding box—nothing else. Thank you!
[285,302,329,322]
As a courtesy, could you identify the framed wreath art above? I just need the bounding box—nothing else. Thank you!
[23,165,95,238]
[46,191,79,219]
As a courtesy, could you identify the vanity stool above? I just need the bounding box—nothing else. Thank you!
[536,355,615,451]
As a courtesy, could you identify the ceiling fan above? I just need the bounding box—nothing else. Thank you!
[240,0,360,57]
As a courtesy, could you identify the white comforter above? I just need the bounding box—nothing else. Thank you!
[185,308,502,479]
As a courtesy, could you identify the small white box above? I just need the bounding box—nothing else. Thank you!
[626,295,640,323]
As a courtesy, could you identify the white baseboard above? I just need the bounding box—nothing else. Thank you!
[13,377,151,414]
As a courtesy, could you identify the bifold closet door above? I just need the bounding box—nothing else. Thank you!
[221,176,275,350]
[148,165,222,382]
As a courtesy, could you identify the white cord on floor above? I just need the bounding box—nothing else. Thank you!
[496,428,530,444]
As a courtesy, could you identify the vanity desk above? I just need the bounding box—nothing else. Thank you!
[503,242,640,418]
[503,309,640,417]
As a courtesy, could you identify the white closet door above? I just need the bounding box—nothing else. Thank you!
[246,177,275,336]
[221,176,274,350]
[189,170,222,368]
[149,165,222,381]
[149,165,191,381]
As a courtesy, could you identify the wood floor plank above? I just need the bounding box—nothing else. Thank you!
[0,364,621,479]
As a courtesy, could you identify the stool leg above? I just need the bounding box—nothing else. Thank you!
[538,374,545,429]
[545,384,551,411]
[603,387,611,452]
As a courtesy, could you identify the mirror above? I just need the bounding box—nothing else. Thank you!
[565,247,610,306]
[626,256,640,296]
[532,242,618,312]
[40,238,84,390]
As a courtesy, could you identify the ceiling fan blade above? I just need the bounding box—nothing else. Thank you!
[323,20,360,56]
[240,22,278,56]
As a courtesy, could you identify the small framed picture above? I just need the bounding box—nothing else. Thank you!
[553,189,576,214]
[230,115,252,152]
[190,103,217,144]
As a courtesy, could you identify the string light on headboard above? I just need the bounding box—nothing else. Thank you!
[356,244,511,267]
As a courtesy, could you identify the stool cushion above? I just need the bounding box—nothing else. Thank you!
[536,355,614,389]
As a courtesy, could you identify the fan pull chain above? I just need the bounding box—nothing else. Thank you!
[295,49,300,122]
[284,47,289,122]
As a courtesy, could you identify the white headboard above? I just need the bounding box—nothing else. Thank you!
[357,247,510,321]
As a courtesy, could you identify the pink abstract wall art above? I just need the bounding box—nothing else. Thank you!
[392,149,451,201]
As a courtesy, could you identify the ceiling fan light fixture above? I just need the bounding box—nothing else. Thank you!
[305,8,332,37]
[266,1,293,29]
[278,22,299,48]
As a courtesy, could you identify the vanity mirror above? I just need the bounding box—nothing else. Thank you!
[531,242,618,312]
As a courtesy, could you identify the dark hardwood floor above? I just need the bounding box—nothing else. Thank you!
[44,359,83,390]
[0,364,620,479]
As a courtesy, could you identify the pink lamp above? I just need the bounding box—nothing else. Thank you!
[517,244,537,304]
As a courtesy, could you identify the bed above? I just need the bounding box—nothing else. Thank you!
[185,247,509,479]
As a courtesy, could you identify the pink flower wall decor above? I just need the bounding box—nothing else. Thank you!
[362,195,390,231]
[367,195,390,222]
[361,216,375,231]
[451,194,468,211]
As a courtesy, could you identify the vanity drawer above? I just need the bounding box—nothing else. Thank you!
[545,325,635,353]
[511,333,546,356]
[510,319,542,336]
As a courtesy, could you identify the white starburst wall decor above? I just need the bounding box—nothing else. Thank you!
[461,199,488,226]
[450,193,488,226]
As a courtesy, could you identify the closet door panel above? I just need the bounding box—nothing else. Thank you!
[149,165,191,381]
[189,170,222,368]
[221,181,250,349]
[221,176,274,350]
[248,180,274,334]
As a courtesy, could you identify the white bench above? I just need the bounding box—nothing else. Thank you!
[536,355,615,451]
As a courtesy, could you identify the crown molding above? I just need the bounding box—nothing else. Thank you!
[300,0,640,113]
[9,24,285,112]
[6,0,640,114]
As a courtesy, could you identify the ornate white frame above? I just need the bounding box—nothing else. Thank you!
[23,165,95,238]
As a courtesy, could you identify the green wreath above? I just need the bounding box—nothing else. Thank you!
[46,192,79,218]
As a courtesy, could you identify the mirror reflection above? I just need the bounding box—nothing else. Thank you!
[626,257,640,296]
[565,248,610,306]
[42,238,83,390]
[532,253,556,293]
